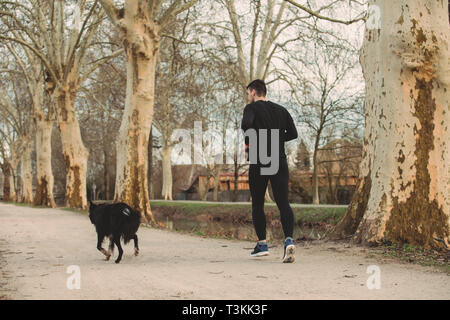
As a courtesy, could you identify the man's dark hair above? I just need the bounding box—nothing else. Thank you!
[247,79,267,97]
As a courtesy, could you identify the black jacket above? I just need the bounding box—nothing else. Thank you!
[241,100,298,163]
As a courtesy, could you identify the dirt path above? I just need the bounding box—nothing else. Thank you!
[0,202,448,300]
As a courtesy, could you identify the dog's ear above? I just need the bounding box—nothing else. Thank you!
[89,200,94,207]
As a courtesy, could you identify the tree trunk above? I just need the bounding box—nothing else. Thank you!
[34,118,56,207]
[213,164,223,201]
[200,175,210,201]
[21,139,33,203]
[2,163,11,201]
[148,127,153,200]
[325,168,338,205]
[161,145,173,200]
[233,160,238,202]
[114,25,160,222]
[55,89,89,209]
[9,160,18,202]
[312,149,320,204]
[329,0,449,250]
[103,147,110,200]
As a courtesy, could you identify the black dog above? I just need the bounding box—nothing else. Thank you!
[89,201,141,263]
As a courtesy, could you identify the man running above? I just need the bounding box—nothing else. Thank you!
[241,79,298,263]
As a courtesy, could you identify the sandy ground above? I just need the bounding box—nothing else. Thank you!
[0,202,448,300]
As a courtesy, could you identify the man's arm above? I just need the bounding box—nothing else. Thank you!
[285,109,298,141]
[241,104,255,147]
[241,104,255,131]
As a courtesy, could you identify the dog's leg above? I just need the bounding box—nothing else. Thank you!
[108,237,114,256]
[133,234,139,256]
[97,234,111,261]
[113,234,123,264]
[102,237,114,261]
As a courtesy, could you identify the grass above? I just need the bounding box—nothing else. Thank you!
[150,200,347,226]
[150,200,251,212]
[1,199,346,228]
[293,207,345,225]
[380,242,449,274]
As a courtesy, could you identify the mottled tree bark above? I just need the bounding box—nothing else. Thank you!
[33,117,56,208]
[99,0,213,219]
[114,21,159,222]
[20,139,33,204]
[329,0,449,250]
[55,89,89,209]
[9,159,18,202]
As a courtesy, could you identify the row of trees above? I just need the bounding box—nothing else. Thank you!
[0,0,365,209]
[0,0,448,250]
[0,0,203,223]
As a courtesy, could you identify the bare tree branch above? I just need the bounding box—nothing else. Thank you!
[284,0,366,25]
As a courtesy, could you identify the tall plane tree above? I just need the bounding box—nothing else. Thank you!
[3,41,57,207]
[329,1,449,249]
[98,0,200,221]
[288,45,364,204]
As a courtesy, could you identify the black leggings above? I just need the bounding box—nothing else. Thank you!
[249,157,294,240]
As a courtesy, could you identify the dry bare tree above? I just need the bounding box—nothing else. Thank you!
[316,135,362,204]
[294,139,311,171]
[153,11,210,201]
[1,37,57,207]
[199,0,366,202]
[0,61,33,203]
[0,0,124,209]
[197,0,305,202]
[79,61,125,201]
[76,26,126,201]
[288,44,364,204]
